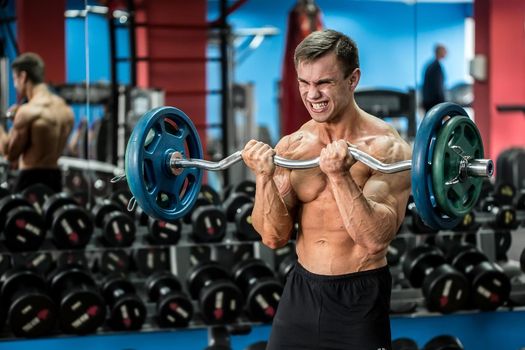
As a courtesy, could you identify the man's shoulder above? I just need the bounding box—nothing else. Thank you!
[359,116,411,162]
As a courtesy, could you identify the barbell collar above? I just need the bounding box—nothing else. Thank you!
[467,159,494,178]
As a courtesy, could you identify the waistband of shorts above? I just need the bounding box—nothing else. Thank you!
[19,168,61,174]
[293,261,390,283]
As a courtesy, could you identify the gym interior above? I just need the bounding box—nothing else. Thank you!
[0,0,524,349]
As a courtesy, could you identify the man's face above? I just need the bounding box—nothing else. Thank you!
[296,53,357,124]
[12,70,26,98]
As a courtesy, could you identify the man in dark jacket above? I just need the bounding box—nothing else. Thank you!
[422,44,447,113]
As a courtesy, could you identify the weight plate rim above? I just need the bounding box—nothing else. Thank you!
[411,102,467,229]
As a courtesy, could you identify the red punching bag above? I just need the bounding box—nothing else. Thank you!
[280,0,323,137]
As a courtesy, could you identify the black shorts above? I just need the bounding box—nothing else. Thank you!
[267,262,392,350]
[13,168,63,193]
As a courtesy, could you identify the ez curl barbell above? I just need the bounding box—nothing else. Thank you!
[122,102,493,230]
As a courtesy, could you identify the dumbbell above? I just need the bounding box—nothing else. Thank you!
[0,253,12,277]
[42,193,94,249]
[13,252,55,276]
[187,195,227,243]
[402,245,469,313]
[223,191,253,223]
[21,183,55,216]
[277,251,297,283]
[439,242,510,310]
[392,338,419,350]
[0,194,46,251]
[146,217,182,245]
[146,271,194,328]
[92,199,136,247]
[387,234,411,267]
[232,258,283,323]
[408,205,438,234]
[423,335,464,350]
[0,269,57,338]
[478,197,519,230]
[126,199,179,245]
[234,201,260,241]
[96,249,131,275]
[57,250,89,270]
[133,247,169,276]
[47,266,106,334]
[187,261,244,324]
[200,184,222,206]
[513,188,525,210]
[101,274,147,331]
[451,211,480,233]
[493,182,516,206]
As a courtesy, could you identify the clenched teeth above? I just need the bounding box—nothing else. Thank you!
[311,102,328,110]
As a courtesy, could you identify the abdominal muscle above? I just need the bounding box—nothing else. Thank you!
[292,171,387,275]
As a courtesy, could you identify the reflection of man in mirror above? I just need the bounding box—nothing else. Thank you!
[422,44,447,113]
[0,52,74,192]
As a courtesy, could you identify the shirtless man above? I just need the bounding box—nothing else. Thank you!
[0,52,74,193]
[242,30,412,349]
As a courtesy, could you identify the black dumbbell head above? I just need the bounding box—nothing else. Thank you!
[1,269,57,338]
[146,271,183,301]
[223,192,253,222]
[98,249,130,275]
[423,335,464,350]
[0,194,33,229]
[402,245,446,288]
[392,337,419,350]
[102,275,146,331]
[147,217,182,245]
[133,248,169,276]
[51,204,94,249]
[48,267,106,335]
[92,199,122,228]
[146,271,193,328]
[234,180,256,198]
[200,184,222,205]
[100,211,136,247]
[469,261,510,311]
[3,206,46,252]
[21,183,55,215]
[187,262,243,324]
[387,235,408,267]
[13,252,55,276]
[421,264,469,313]
[233,259,282,323]
[58,251,89,269]
[191,205,227,243]
[42,193,78,228]
[235,202,260,241]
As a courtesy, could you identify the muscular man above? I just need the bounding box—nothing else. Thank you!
[0,52,74,192]
[422,44,447,113]
[242,30,411,349]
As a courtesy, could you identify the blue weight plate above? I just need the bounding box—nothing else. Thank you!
[411,102,466,229]
[125,106,203,221]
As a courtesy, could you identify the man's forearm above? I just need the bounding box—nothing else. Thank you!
[328,175,395,253]
[251,175,294,248]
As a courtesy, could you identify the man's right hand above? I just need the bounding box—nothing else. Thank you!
[241,140,276,177]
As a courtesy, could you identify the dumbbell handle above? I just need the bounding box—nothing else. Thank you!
[171,148,494,177]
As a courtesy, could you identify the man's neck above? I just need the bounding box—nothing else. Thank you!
[26,83,48,100]
[318,104,362,143]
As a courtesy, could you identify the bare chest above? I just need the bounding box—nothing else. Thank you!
[290,163,371,203]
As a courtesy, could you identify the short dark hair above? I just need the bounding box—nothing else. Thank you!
[11,52,45,84]
[294,29,359,78]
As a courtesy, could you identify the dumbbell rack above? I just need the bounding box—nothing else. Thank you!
[390,209,525,315]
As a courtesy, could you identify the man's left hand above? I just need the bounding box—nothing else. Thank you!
[319,140,356,177]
